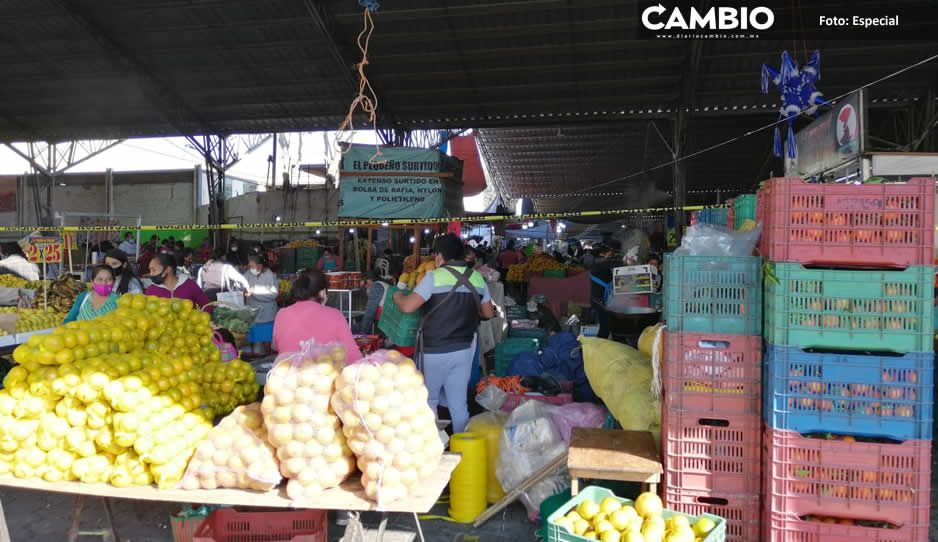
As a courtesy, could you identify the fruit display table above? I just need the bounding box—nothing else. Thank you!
[0,453,460,541]
[0,328,54,348]
[567,428,662,496]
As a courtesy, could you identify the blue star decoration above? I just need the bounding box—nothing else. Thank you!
[761,50,828,159]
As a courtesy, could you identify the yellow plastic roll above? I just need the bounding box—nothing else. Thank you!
[466,412,507,503]
[448,432,488,523]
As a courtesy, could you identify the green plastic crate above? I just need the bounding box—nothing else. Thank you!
[664,254,763,335]
[295,246,323,269]
[733,194,757,230]
[764,262,934,353]
[546,486,726,542]
[494,337,540,376]
[378,286,421,347]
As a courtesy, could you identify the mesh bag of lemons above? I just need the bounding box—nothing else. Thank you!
[331,349,444,506]
[548,487,724,542]
[0,294,259,488]
[261,341,356,501]
[182,403,281,491]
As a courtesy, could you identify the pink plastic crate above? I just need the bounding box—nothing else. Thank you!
[764,427,931,529]
[664,331,762,417]
[193,509,326,542]
[664,487,761,542]
[766,511,929,542]
[757,177,935,268]
[726,198,735,231]
[663,407,761,495]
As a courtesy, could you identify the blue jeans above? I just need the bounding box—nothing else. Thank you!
[422,336,477,434]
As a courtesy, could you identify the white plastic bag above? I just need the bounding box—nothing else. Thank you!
[495,401,569,520]
[673,223,761,257]
[475,386,508,412]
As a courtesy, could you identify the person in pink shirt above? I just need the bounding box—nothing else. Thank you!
[272,269,362,361]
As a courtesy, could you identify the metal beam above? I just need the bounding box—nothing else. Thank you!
[50,0,209,135]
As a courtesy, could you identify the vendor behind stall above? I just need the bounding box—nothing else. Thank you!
[356,270,390,335]
[589,240,621,339]
[245,253,279,356]
[64,265,119,323]
[393,234,495,433]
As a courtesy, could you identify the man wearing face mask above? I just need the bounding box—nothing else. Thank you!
[244,254,278,356]
[144,253,210,309]
[392,234,495,434]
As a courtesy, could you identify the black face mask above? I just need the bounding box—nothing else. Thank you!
[150,271,166,285]
[112,265,124,276]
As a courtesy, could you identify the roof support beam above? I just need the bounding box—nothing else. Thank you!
[49,0,209,135]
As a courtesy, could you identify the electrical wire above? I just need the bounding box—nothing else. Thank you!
[508,52,938,200]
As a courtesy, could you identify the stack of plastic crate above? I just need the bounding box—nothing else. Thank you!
[759,176,935,542]
[662,253,764,542]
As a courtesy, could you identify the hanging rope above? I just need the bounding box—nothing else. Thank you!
[334,5,385,164]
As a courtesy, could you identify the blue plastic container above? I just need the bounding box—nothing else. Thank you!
[763,343,934,440]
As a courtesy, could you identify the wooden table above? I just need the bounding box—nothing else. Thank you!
[567,428,662,496]
[0,454,460,541]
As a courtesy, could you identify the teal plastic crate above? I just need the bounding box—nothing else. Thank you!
[663,254,763,335]
[546,486,726,542]
[733,194,757,230]
[509,326,549,342]
[494,337,540,376]
[377,286,421,347]
[764,262,934,353]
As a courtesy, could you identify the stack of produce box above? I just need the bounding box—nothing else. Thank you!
[662,252,764,542]
[759,176,935,542]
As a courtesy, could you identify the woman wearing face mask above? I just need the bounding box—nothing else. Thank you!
[104,249,143,295]
[244,254,278,356]
[272,269,361,360]
[145,253,209,309]
[197,248,250,302]
[64,265,120,323]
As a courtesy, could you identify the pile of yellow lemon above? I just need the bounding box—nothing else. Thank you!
[554,492,717,542]
[0,308,67,333]
[0,294,259,489]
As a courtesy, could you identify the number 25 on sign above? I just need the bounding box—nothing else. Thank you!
[26,237,62,263]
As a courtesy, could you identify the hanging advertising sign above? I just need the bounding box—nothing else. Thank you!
[785,90,865,179]
[338,145,464,219]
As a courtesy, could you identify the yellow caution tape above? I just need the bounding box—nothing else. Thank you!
[0,205,714,233]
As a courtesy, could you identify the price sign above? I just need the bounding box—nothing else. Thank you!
[26,236,63,263]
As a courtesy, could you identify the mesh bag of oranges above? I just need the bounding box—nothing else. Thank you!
[182,403,281,491]
[331,349,444,506]
[261,340,355,501]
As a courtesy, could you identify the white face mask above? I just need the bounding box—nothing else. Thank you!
[249,269,261,276]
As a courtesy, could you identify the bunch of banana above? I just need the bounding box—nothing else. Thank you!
[31,275,86,312]
[0,275,27,288]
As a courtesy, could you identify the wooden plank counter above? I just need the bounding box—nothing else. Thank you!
[0,453,460,514]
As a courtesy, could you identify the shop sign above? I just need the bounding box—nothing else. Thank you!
[338,145,462,219]
[26,236,63,263]
[785,90,865,179]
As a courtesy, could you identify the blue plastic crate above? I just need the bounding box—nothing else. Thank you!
[696,207,729,228]
[764,343,934,440]
[663,254,762,335]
